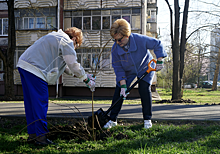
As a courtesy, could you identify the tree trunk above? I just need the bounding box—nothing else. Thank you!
[172,0,181,100]
[180,0,190,85]
[197,47,201,87]
[212,48,220,91]
[5,0,15,100]
[166,0,190,100]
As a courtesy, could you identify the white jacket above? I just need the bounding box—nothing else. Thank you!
[17,29,87,84]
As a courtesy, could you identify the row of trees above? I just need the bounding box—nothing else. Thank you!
[157,41,209,90]
[161,0,220,100]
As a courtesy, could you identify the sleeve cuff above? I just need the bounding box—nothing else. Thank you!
[121,84,127,88]
[78,74,87,82]
[156,60,163,64]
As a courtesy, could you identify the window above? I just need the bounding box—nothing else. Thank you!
[64,8,141,30]
[75,48,112,70]
[148,0,156,3]
[92,16,101,30]
[83,53,91,68]
[47,17,56,29]
[92,53,100,69]
[24,17,35,29]
[15,8,56,30]
[15,47,27,68]
[22,17,54,29]
[147,9,157,23]
[112,15,120,24]
[73,17,82,29]
[36,17,46,28]
[102,16,110,29]
[101,48,111,69]
[0,18,8,36]
[83,17,91,30]
[91,48,100,69]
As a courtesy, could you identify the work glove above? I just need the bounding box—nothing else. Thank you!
[120,84,130,100]
[156,60,164,72]
[84,75,96,92]
[87,74,96,81]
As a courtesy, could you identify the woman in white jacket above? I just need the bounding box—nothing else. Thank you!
[17,27,95,145]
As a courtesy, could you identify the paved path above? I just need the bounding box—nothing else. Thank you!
[0,102,220,121]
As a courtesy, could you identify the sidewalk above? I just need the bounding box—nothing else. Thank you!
[1,102,220,121]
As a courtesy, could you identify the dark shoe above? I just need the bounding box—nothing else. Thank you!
[27,137,36,144]
[35,138,57,146]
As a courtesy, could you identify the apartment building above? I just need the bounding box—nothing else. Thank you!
[60,0,159,98]
[210,28,220,81]
[4,0,159,99]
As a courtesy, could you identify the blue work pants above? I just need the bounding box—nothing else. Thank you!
[110,79,152,121]
[18,67,49,137]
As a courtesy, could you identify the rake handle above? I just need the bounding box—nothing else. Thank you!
[104,59,156,116]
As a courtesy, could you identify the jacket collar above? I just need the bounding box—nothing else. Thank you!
[117,33,137,55]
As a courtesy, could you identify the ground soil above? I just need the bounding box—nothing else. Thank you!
[154,99,220,105]
[154,99,197,104]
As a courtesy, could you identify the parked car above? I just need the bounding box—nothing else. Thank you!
[208,81,220,87]
[199,81,212,88]
[199,81,220,88]
[183,83,197,89]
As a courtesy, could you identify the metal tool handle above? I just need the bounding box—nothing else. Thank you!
[104,59,156,116]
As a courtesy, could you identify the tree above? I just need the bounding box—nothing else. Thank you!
[0,0,16,100]
[186,25,220,89]
[182,43,209,85]
[165,0,190,100]
[210,29,220,90]
[212,48,220,90]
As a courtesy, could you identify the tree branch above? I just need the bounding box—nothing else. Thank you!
[164,0,174,44]
[189,10,220,17]
[197,0,220,8]
[186,23,220,41]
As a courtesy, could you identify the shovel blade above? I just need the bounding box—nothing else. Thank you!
[88,108,110,129]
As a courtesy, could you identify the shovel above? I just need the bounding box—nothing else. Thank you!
[88,59,157,129]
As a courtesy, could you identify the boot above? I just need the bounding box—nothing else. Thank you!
[35,135,56,146]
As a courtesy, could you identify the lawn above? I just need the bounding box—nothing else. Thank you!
[156,88,220,105]
[2,88,219,105]
[0,117,220,154]
[1,88,220,153]
[48,88,220,105]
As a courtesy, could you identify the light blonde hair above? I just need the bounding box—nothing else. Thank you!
[64,27,83,47]
[110,19,131,38]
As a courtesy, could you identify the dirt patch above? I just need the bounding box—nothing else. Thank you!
[154,99,220,105]
[47,121,94,141]
[47,119,134,141]
[155,99,197,104]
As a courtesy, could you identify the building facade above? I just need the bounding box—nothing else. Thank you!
[2,0,159,99]
[60,0,159,98]
[210,28,220,81]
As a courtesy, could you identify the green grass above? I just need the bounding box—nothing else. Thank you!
[48,88,220,105]
[0,118,220,153]
[1,88,220,105]
[1,88,220,153]
[156,88,220,105]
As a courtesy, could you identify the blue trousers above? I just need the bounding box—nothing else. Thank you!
[18,67,49,137]
[110,79,152,121]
